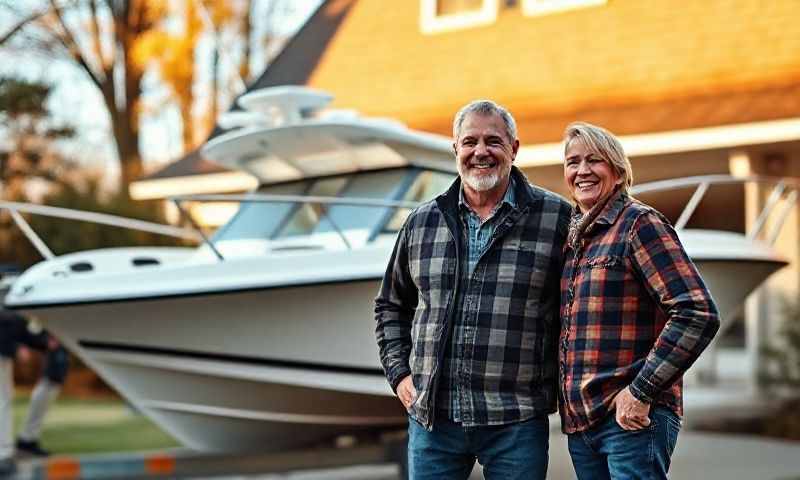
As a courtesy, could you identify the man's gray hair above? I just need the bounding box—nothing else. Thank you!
[453,100,517,143]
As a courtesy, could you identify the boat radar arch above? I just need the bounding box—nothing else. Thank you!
[237,86,333,127]
[217,111,271,130]
[201,86,454,186]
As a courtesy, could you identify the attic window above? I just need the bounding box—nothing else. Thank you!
[420,0,498,34]
[522,0,606,17]
[437,0,484,15]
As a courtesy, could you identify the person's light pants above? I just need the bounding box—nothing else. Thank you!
[0,359,14,459]
[19,378,60,442]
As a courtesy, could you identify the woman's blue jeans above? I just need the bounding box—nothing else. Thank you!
[567,407,681,480]
[407,415,549,479]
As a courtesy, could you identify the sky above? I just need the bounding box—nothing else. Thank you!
[0,0,322,186]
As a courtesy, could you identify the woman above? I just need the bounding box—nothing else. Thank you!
[558,121,720,479]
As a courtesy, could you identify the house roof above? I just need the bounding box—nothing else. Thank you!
[143,149,220,180]
[136,0,800,190]
[244,0,357,96]
[304,0,800,141]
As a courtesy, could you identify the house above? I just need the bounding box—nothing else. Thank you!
[131,0,800,389]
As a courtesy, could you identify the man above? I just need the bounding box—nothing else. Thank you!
[375,100,572,479]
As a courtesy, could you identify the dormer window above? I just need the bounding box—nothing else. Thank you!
[522,0,606,17]
[420,0,606,34]
[420,0,498,34]
[437,0,485,15]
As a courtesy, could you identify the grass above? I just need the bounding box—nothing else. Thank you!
[12,393,180,455]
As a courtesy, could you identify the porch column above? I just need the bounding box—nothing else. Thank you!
[730,150,765,392]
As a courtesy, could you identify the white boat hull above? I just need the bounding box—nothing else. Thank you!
[692,258,785,333]
[27,280,406,452]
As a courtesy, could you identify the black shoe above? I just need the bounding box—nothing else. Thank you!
[0,457,16,477]
[16,438,49,457]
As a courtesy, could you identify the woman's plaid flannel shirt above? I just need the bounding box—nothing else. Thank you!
[559,190,720,433]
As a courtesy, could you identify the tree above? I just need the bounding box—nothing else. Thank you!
[0,0,167,193]
[0,0,306,194]
[133,0,235,152]
[757,300,800,440]
[0,76,186,267]
[0,77,75,200]
[0,76,73,266]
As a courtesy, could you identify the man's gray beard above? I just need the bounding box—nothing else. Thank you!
[458,163,511,192]
[461,171,500,192]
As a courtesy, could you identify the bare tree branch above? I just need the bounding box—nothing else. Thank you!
[0,0,88,45]
[47,0,105,89]
[88,0,109,72]
[0,8,51,45]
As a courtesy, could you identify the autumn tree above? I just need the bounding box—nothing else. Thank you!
[134,0,235,152]
[0,0,167,194]
[132,0,297,154]
[0,0,304,194]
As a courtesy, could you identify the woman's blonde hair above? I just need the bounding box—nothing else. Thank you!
[563,121,633,193]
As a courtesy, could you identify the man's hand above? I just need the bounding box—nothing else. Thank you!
[396,375,417,410]
[614,386,651,430]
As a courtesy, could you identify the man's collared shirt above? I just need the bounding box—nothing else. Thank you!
[437,179,516,423]
[460,178,517,274]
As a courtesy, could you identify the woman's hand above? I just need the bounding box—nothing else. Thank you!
[614,386,651,430]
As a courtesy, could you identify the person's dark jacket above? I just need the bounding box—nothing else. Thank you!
[0,310,49,358]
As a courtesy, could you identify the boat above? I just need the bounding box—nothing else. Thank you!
[1,86,791,452]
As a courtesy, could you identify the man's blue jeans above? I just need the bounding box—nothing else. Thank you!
[407,415,549,479]
[567,407,681,480]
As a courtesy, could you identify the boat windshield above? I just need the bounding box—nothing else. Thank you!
[212,168,455,245]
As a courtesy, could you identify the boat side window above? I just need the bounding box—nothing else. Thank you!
[275,176,350,238]
[383,170,456,232]
[313,169,408,238]
[212,181,309,242]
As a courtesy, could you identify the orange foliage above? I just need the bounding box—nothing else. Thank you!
[132,0,237,151]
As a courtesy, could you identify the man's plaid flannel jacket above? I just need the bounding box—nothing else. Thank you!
[559,190,720,433]
[375,167,572,430]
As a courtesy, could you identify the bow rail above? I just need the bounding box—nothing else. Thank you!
[0,195,424,263]
[0,201,203,260]
[631,174,799,240]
